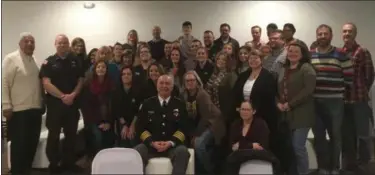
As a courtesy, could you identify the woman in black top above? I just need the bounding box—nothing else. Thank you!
[225,101,279,175]
[113,66,142,147]
[141,63,180,100]
[71,37,90,73]
[168,48,186,92]
[194,47,214,87]
[235,46,251,75]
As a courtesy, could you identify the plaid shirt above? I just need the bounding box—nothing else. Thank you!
[343,41,374,102]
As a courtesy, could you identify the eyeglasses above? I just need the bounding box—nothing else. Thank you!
[185,79,196,82]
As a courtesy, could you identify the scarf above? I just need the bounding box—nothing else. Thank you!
[89,77,112,96]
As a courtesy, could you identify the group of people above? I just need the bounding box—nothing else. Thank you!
[2,20,373,175]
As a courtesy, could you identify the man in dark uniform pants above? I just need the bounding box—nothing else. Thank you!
[135,74,191,175]
[39,34,84,173]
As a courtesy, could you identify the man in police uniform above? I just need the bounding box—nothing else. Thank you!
[39,34,84,173]
[135,74,191,175]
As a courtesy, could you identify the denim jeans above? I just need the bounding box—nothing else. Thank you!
[312,98,344,171]
[342,102,372,166]
[87,124,115,157]
[291,127,310,175]
[194,129,215,174]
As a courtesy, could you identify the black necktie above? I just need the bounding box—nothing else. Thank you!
[162,100,167,108]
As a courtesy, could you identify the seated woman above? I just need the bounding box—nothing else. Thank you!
[181,70,225,174]
[81,60,116,159]
[225,101,278,175]
[141,63,180,100]
[113,66,142,148]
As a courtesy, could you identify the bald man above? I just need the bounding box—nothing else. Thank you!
[2,32,44,174]
[135,75,191,175]
[148,25,168,62]
[39,34,84,173]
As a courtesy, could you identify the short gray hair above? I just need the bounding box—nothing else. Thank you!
[158,74,174,86]
[19,32,33,42]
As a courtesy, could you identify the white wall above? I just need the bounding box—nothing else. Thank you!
[2,1,375,66]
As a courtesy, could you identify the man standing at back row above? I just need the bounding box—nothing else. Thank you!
[2,32,44,174]
[39,34,84,173]
[211,23,240,59]
[135,74,191,175]
[341,22,374,174]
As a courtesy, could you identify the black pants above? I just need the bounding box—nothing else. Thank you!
[7,109,42,174]
[134,143,191,175]
[45,102,79,167]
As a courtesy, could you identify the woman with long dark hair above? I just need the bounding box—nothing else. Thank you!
[168,48,186,92]
[71,37,90,72]
[81,60,116,160]
[113,66,142,148]
[235,46,252,75]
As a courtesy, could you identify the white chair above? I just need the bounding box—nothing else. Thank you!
[91,148,143,174]
[145,148,194,175]
[239,160,273,174]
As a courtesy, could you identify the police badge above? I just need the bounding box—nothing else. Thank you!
[173,109,179,117]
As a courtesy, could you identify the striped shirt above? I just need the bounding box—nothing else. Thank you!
[311,46,354,98]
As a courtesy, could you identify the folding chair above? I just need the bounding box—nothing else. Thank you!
[239,160,273,174]
[91,148,143,174]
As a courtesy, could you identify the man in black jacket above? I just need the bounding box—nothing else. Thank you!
[134,75,190,175]
[211,23,240,59]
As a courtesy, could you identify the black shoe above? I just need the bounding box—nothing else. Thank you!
[48,165,62,174]
[62,164,84,173]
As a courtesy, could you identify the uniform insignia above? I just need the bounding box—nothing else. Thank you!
[139,104,143,110]
[135,72,140,75]
[132,98,135,103]
[173,109,179,117]
[148,111,154,114]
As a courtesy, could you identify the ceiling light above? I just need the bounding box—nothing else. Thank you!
[84,2,95,9]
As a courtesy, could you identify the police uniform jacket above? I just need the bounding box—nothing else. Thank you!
[137,96,189,148]
[39,52,84,106]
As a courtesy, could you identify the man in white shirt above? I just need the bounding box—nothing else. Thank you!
[2,32,44,174]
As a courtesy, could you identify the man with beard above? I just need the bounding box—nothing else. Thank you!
[262,29,287,78]
[310,24,354,175]
[203,30,215,60]
[340,22,373,174]
[211,23,240,59]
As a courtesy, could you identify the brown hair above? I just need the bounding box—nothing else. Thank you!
[95,46,112,63]
[214,51,232,73]
[249,49,265,60]
[71,37,87,55]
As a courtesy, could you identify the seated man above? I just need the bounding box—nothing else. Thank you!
[134,74,190,175]
[181,70,225,174]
